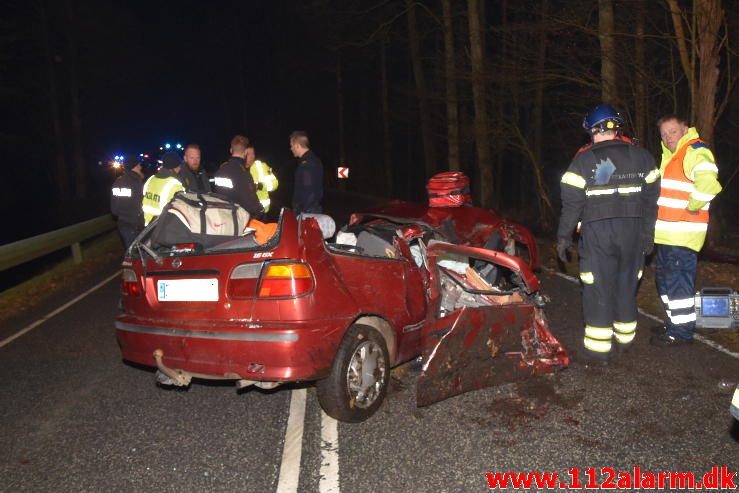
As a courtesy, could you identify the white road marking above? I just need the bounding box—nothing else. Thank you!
[276,388,307,493]
[319,411,340,493]
[542,266,739,360]
[0,270,121,349]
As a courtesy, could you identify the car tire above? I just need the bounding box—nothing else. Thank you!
[317,324,390,422]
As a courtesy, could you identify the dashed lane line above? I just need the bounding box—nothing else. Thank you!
[319,411,340,493]
[0,270,121,349]
[543,267,739,360]
[276,388,307,493]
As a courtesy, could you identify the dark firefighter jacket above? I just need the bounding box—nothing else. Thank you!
[558,139,661,241]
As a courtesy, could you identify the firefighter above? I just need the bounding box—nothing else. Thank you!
[650,115,722,346]
[245,143,278,212]
[557,104,661,363]
[110,160,145,248]
[142,152,185,225]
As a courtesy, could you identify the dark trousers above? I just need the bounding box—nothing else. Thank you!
[118,223,141,249]
[579,218,644,353]
[655,245,697,340]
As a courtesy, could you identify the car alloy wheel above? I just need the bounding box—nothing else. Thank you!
[346,340,386,409]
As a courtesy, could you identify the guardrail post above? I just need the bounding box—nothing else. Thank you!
[71,242,83,264]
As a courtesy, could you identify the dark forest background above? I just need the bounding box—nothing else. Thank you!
[2,0,738,245]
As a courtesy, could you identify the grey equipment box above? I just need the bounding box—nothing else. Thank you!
[694,287,739,329]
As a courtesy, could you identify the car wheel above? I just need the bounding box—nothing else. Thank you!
[317,324,389,422]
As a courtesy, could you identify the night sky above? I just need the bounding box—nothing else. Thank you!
[3,1,738,244]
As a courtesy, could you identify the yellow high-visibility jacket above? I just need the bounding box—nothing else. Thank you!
[250,160,278,212]
[654,127,721,252]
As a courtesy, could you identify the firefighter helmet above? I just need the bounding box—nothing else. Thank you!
[582,104,624,133]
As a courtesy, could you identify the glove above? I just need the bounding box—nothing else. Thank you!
[556,238,573,263]
[642,234,654,256]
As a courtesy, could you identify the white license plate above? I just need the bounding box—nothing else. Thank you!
[157,279,219,302]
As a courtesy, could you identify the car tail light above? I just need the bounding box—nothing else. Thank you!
[121,268,141,297]
[258,262,313,298]
[228,262,263,299]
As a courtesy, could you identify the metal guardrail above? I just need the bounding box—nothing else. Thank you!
[0,215,116,272]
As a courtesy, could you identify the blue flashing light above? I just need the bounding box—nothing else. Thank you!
[176,143,182,149]
[165,143,171,149]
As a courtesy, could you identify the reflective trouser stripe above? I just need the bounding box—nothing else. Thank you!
[584,325,613,353]
[655,245,697,339]
[613,320,637,344]
[579,218,643,351]
[580,272,594,284]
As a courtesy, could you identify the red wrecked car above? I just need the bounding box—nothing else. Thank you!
[115,190,568,422]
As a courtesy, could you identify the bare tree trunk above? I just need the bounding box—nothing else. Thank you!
[666,0,724,144]
[441,0,460,171]
[39,1,69,204]
[380,40,393,195]
[599,0,617,104]
[666,0,696,119]
[634,0,647,141]
[405,0,436,179]
[694,0,722,144]
[532,0,552,228]
[64,0,86,200]
[468,0,493,209]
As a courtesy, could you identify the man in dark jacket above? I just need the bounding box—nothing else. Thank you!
[214,135,264,219]
[557,104,661,363]
[289,130,323,214]
[179,143,211,193]
[111,160,145,248]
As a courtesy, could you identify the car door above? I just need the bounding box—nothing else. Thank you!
[416,242,569,407]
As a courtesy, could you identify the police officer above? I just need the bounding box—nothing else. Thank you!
[245,143,278,213]
[142,152,184,225]
[557,104,661,363]
[289,130,323,215]
[110,160,145,248]
[213,135,264,219]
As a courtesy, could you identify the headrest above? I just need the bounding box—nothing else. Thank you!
[299,213,336,239]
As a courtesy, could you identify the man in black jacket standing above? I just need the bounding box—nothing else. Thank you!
[214,135,264,219]
[557,104,660,363]
[289,130,323,215]
[110,160,145,248]
[179,143,210,193]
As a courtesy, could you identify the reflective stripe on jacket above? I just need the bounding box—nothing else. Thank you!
[654,127,721,252]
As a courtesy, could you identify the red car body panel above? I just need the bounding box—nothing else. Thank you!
[349,200,539,270]
[115,203,567,408]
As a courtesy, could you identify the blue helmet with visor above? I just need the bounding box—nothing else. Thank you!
[583,104,624,133]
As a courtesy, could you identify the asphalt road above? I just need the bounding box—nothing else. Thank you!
[2,188,738,492]
[1,258,738,492]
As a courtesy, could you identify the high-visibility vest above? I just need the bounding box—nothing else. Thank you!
[654,130,720,251]
[142,174,184,225]
[250,160,278,212]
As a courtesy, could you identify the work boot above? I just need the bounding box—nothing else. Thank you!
[579,349,610,367]
[650,325,667,335]
[614,342,632,355]
[649,333,693,347]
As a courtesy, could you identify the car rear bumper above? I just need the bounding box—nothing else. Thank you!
[115,318,347,382]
